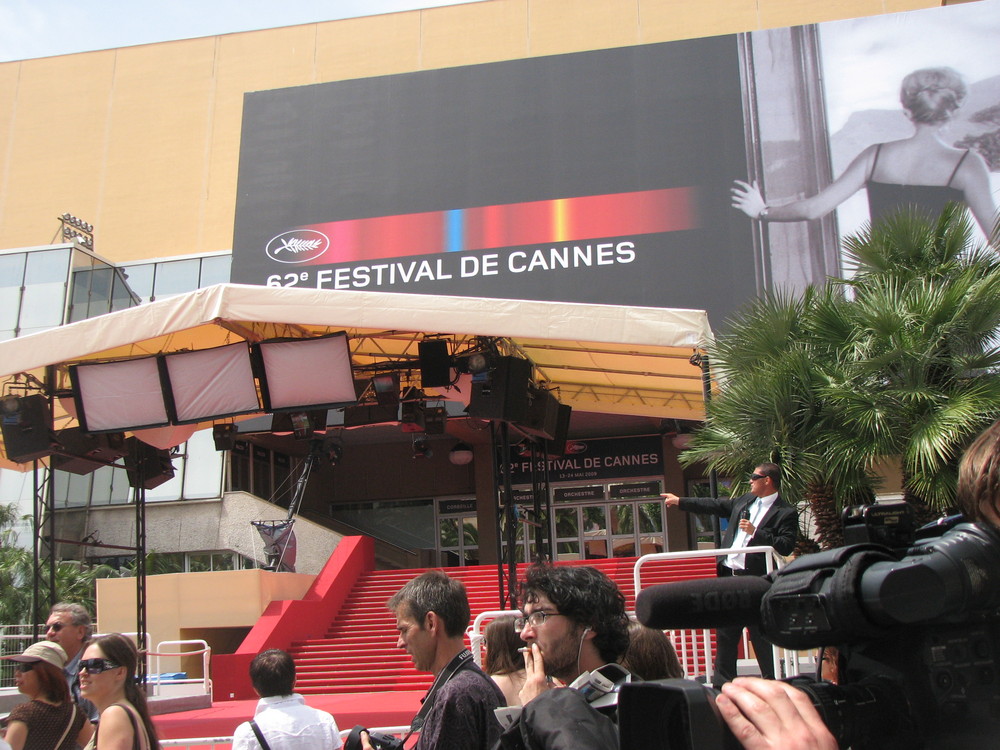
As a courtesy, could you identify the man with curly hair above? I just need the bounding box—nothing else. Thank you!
[515,563,630,705]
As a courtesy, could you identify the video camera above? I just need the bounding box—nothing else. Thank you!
[625,506,1000,749]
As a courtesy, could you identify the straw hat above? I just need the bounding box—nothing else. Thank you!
[1,641,68,669]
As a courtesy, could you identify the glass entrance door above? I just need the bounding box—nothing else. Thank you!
[552,483,665,561]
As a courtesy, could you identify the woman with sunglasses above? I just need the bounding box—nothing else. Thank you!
[78,634,160,750]
[1,641,93,750]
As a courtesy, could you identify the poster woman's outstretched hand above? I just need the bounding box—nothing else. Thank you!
[732,180,766,219]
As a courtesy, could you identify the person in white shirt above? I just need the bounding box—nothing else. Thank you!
[663,462,798,686]
[232,650,342,750]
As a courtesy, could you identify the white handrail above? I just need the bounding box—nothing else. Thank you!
[151,639,212,699]
[632,547,798,683]
[468,609,518,667]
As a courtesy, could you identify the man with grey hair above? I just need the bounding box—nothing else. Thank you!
[46,602,99,723]
[361,570,504,750]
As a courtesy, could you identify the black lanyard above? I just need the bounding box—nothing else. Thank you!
[407,648,474,736]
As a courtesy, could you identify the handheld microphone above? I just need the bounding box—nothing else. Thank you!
[635,575,771,630]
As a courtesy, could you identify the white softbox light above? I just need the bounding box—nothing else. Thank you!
[254,332,357,412]
[161,342,261,424]
[70,357,170,433]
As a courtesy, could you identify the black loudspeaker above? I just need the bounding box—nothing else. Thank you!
[544,403,573,456]
[212,424,238,451]
[522,388,562,440]
[124,438,175,490]
[468,357,532,422]
[1,395,55,463]
[51,428,127,475]
[419,340,452,388]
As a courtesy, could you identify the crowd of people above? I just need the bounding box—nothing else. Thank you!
[1,606,160,750]
[3,417,1000,750]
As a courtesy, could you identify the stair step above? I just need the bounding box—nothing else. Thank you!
[280,556,716,694]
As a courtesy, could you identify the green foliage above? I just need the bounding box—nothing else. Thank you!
[0,502,123,626]
[683,205,1000,546]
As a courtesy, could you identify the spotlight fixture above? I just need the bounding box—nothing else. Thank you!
[449,442,474,466]
[319,436,343,465]
[514,438,534,458]
[371,372,401,407]
[1,395,20,415]
[454,347,495,384]
[412,436,432,459]
[271,410,327,440]
[212,423,238,451]
[467,353,489,375]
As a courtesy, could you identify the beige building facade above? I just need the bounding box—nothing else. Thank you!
[0,0,952,264]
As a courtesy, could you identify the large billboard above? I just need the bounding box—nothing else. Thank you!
[232,1,1000,330]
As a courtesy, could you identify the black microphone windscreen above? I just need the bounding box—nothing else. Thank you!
[635,575,771,630]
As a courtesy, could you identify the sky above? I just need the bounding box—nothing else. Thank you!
[0,0,481,63]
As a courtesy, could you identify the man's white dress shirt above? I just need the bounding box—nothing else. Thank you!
[232,694,342,750]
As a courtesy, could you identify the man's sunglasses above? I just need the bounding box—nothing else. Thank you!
[47,622,66,632]
[79,658,122,675]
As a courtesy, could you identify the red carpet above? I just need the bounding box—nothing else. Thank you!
[153,691,423,740]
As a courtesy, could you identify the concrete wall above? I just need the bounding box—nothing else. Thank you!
[96,567,315,676]
[59,491,343,574]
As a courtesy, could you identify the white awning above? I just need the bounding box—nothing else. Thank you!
[0,283,712,469]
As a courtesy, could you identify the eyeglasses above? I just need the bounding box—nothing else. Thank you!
[47,622,65,632]
[750,473,766,481]
[514,611,565,632]
[14,663,35,673]
[79,658,122,675]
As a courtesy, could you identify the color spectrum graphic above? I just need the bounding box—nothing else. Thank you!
[297,188,699,264]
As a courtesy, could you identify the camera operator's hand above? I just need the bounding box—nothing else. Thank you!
[359,730,374,750]
[519,643,563,705]
[716,678,837,750]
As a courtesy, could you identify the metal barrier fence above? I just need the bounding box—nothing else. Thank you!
[0,624,46,689]
[633,546,808,682]
[160,725,411,750]
[469,609,518,668]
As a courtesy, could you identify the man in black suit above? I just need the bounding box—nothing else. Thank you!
[662,462,798,687]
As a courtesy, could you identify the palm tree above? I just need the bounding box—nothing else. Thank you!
[681,205,1000,547]
[830,206,1000,517]
[681,288,876,549]
[0,501,120,626]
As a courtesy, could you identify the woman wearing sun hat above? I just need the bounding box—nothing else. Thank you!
[2,640,93,750]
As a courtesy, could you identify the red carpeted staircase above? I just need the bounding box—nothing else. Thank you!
[291,555,717,695]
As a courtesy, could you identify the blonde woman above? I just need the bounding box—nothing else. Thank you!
[733,67,996,237]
